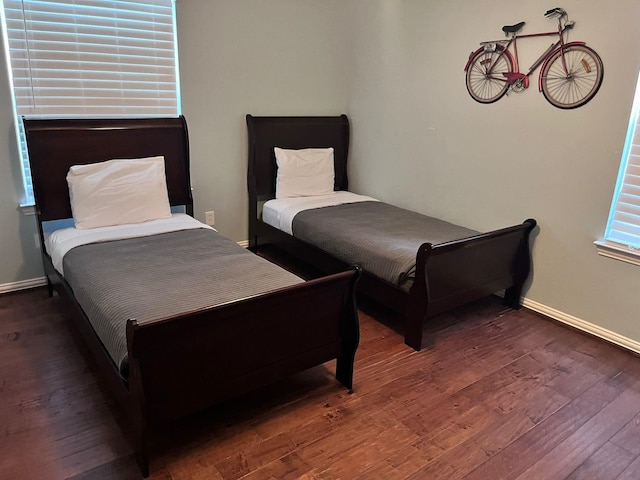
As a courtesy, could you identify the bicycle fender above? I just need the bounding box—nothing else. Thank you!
[537,41,587,91]
[464,44,514,72]
[464,48,483,71]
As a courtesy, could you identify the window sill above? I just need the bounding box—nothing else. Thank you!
[594,240,640,267]
[20,204,36,215]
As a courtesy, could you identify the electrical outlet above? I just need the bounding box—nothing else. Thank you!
[205,210,215,226]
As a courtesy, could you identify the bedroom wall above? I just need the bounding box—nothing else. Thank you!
[344,1,640,345]
[175,0,350,240]
[0,36,44,289]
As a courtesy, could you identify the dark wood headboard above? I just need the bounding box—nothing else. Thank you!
[24,116,192,222]
[246,114,350,201]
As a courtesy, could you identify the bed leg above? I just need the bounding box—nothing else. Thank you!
[126,334,150,477]
[336,265,361,392]
[134,433,150,478]
[504,218,536,310]
[132,403,150,477]
[503,285,523,309]
[336,356,355,393]
[504,229,530,308]
[404,319,423,352]
[404,291,426,351]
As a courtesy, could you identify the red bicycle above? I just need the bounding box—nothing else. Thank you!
[464,7,603,109]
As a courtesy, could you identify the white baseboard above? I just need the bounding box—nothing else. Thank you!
[523,298,640,355]
[237,240,250,248]
[0,276,47,294]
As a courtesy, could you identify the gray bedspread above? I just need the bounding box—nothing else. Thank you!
[292,201,479,291]
[62,228,302,376]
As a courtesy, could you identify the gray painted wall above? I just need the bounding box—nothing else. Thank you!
[0,37,43,286]
[176,0,351,239]
[344,0,640,342]
[1,1,639,347]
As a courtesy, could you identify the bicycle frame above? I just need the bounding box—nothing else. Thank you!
[466,18,584,92]
[464,8,603,108]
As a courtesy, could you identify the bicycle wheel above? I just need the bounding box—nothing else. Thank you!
[540,44,604,109]
[465,46,514,103]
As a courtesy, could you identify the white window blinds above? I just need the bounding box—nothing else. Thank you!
[604,74,640,247]
[597,73,640,264]
[1,0,180,204]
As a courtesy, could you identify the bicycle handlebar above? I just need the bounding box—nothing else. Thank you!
[544,7,567,18]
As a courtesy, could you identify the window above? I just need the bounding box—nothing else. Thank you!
[0,0,181,205]
[596,73,640,266]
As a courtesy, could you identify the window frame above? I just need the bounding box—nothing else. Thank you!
[596,72,640,265]
[0,0,181,207]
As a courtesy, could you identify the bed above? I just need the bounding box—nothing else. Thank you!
[246,114,536,351]
[24,116,360,477]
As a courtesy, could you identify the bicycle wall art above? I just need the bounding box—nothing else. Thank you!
[464,7,603,109]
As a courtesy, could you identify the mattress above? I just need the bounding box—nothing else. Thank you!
[263,195,479,291]
[46,213,210,275]
[262,191,379,235]
[56,220,303,376]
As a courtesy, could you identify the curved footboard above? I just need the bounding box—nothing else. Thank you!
[126,267,360,475]
[405,219,536,351]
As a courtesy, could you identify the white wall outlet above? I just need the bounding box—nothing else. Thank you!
[205,210,215,226]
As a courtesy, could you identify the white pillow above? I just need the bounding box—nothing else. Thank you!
[274,147,335,199]
[66,156,172,229]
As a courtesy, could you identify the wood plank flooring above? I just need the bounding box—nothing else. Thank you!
[2,286,640,479]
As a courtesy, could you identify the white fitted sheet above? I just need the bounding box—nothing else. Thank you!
[262,191,379,234]
[46,213,214,276]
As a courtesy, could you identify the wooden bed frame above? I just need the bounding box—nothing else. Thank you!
[25,116,360,477]
[246,114,536,351]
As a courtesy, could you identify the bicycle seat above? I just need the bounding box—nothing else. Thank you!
[502,21,525,35]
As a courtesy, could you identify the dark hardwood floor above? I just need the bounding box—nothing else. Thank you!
[2,282,640,479]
